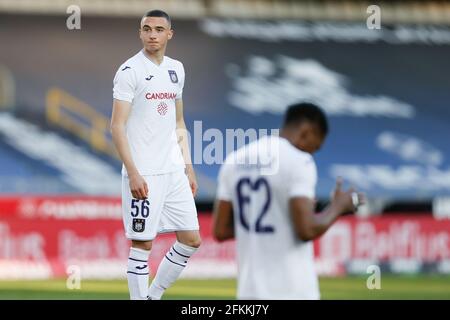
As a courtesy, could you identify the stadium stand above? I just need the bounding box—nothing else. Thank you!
[1,13,449,205]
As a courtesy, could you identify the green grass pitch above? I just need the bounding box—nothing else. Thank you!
[0,276,449,300]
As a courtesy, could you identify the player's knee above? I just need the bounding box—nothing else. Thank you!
[192,237,202,248]
[131,240,152,251]
[182,237,201,249]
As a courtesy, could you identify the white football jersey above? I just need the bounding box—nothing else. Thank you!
[113,50,185,176]
[217,135,320,300]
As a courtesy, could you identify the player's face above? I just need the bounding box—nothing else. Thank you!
[139,17,173,53]
[296,123,325,154]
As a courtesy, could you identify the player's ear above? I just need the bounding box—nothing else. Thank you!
[168,29,174,40]
[298,122,311,141]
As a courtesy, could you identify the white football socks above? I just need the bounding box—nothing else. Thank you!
[127,247,151,300]
[148,241,198,300]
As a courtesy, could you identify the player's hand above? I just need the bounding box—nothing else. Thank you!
[331,177,365,214]
[186,167,198,197]
[129,173,148,200]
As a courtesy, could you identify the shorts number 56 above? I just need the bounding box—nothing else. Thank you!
[131,199,150,218]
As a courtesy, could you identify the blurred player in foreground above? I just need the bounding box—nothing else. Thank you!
[213,102,364,299]
[111,10,200,300]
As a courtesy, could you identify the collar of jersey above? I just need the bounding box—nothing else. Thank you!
[140,49,166,67]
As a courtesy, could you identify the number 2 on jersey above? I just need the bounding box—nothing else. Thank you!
[236,177,274,233]
[131,199,150,218]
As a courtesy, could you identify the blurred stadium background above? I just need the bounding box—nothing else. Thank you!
[0,0,450,299]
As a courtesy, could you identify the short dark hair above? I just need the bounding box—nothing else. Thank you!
[143,10,171,27]
[283,102,328,136]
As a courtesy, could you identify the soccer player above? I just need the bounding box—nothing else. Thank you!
[213,103,364,300]
[111,10,200,300]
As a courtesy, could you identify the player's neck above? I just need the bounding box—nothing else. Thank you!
[143,48,165,66]
[280,129,299,148]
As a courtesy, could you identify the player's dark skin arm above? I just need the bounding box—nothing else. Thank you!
[212,200,235,241]
[213,179,363,242]
[290,178,364,241]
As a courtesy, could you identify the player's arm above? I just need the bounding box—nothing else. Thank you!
[289,178,364,241]
[213,200,235,242]
[175,99,198,197]
[110,99,148,200]
[212,162,235,241]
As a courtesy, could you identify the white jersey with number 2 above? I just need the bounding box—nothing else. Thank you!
[217,135,320,300]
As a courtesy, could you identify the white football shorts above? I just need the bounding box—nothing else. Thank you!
[122,169,199,241]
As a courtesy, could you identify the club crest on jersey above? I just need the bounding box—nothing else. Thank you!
[168,70,178,83]
[132,218,145,232]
